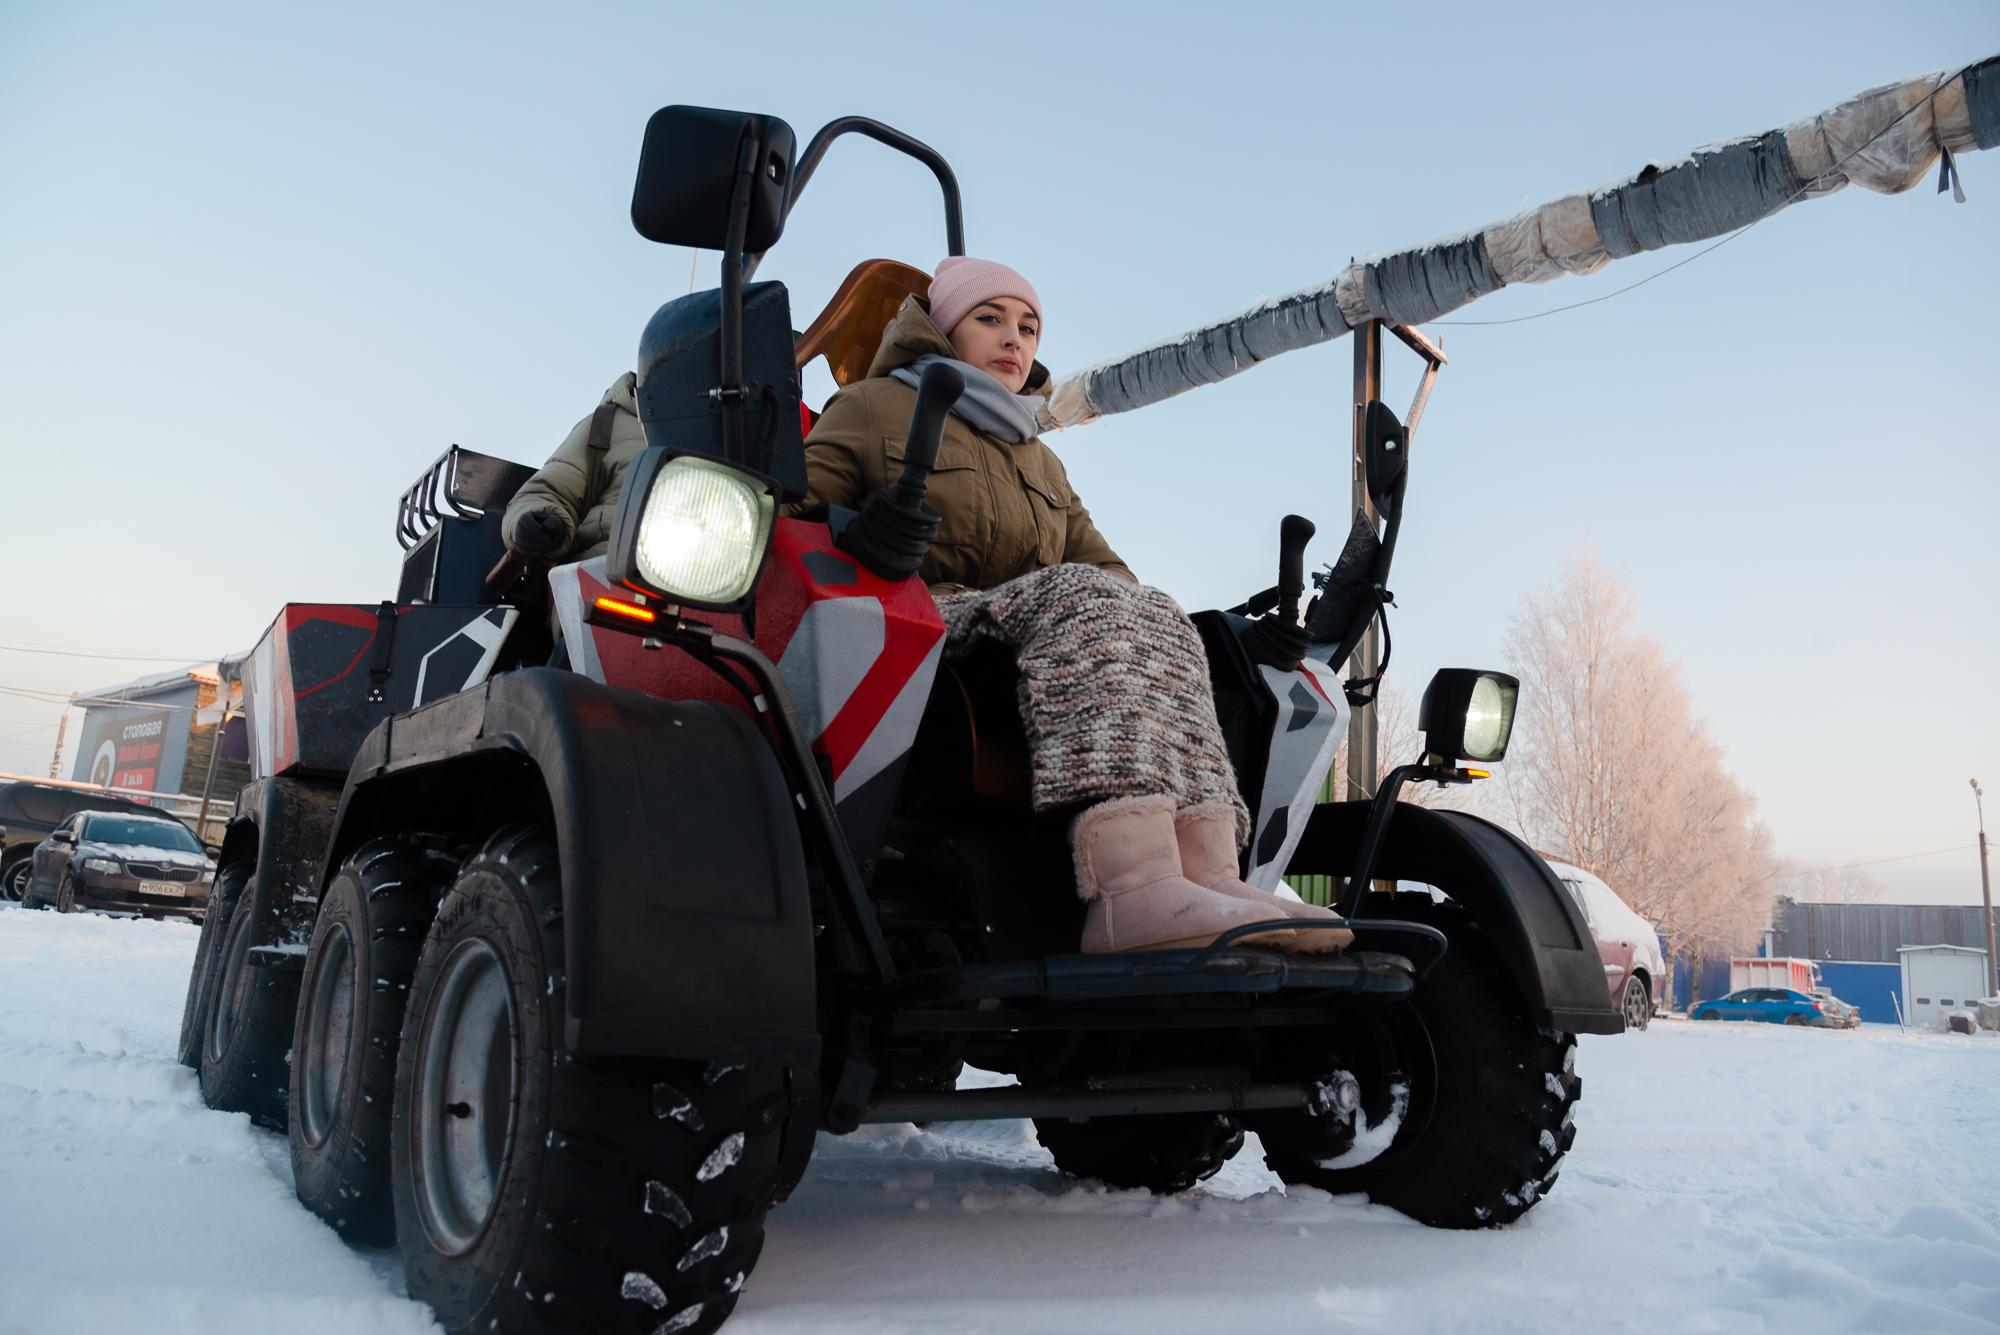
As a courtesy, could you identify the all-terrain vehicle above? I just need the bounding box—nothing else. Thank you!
[177,106,1621,1335]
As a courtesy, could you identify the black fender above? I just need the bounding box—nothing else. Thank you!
[1288,802,1622,1035]
[221,774,346,955]
[327,667,816,1067]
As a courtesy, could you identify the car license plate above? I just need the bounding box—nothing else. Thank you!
[139,879,188,898]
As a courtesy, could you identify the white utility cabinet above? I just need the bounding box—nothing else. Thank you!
[1898,945,1994,1030]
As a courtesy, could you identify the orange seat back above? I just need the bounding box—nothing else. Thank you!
[794,259,931,389]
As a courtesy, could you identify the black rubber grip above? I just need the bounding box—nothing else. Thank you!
[1276,513,1316,624]
[893,362,966,509]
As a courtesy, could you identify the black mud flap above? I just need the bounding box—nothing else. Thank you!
[331,668,816,1067]
[221,775,345,954]
[1287,802,1623,1035]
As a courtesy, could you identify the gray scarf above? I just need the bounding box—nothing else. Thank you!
[890,354,1044,444]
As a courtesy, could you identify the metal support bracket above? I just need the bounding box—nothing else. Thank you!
[1345,321,1447,807]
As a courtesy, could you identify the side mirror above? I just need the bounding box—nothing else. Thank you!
[204,843,222,859]
[631,105,796,252]
[51,830,74,844]
[1363,400,1408,515]
[1418,669,1520,764]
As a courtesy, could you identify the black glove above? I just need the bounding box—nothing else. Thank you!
[1244,614,1313,670]
[510,510,567,559]
[838,486,942,581]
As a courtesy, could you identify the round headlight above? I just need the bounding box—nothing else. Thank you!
[1461,674,1517,761]
[633,457,775,605]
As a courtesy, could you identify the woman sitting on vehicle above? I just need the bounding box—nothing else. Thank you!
[802,257,1351,956]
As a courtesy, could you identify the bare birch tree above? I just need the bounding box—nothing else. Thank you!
[1496,553,1778,1003]
[1782,863,1884,904]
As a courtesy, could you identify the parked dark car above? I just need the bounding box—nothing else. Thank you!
[1810,988,1862,1028]
[22,810,215,920]
[1,781,183,902]
[1690,988,1843,1027]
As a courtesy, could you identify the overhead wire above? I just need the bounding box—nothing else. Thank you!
[1774,843,1978,877]
[0,723,60,742]
[0,642,215,664]
[0,684,200,711]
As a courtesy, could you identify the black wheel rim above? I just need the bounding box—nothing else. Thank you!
[412,937,517,1257]
[209,901,256,1062]
[1307,1004,1436,1174]
[300,924,356,1147]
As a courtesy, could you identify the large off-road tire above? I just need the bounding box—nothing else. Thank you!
[177,862,249,1068]
[289,837,447,1243]
[391,825,791,1335]
[1621,976,1652,1032]
[1035,1112,1245,1194]
[1262,899,1580,1229]
[2,855,31,903]
[200,864,300,1128]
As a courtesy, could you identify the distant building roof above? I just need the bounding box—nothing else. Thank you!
[74,658,241,708]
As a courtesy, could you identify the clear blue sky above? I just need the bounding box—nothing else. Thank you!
[3,2,1995,902]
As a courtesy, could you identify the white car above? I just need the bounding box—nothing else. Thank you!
[1545,860,1667,1030]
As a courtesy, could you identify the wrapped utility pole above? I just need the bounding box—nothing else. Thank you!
[1045,55,1997,431]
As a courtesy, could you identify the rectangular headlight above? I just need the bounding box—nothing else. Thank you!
[1419,669,1520,763]
[82,857,121,874]
[629,454,775,607]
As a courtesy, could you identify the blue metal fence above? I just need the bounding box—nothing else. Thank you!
[1668,955,1734,1010]
[1812,961,1906,1025]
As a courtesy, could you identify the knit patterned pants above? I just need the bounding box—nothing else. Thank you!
[936,564,1251,848]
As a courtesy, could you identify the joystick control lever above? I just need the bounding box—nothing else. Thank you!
[1244,513,1317,669]
[838,362,965,581]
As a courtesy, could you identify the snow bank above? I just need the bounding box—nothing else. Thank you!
[735,1025,2000,1334]
[0,906,440,1334]
[4,905,1998,1335]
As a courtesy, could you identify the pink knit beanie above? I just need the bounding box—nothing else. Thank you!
[926,257,1042,339]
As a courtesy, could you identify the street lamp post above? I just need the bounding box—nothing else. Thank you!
[1976,779,1996,998]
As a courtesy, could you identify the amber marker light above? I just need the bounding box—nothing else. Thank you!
[593,595,658,625]
[1462,768,1492,780]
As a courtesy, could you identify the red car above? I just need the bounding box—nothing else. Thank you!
[1546,860,1665,1030]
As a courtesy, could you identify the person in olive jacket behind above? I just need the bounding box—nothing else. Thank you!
[502,371,646,565]
[802,257,1350,957]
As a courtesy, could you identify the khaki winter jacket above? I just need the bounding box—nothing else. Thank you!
[799,297,1133,594]
[502,372,648,564]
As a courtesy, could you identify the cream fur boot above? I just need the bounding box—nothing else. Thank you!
[1174,804,1354,954]
[1072,795,1295,953]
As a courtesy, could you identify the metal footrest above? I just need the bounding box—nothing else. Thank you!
[860,1080,1315,1125]
[886,945,1415,1007]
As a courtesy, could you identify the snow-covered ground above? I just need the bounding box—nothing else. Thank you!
[4,906,1998,1335]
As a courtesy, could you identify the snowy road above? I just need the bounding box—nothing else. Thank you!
[3,907,1998,1335]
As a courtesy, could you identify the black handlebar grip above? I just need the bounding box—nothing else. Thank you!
[1276,513,1316,624]
[893,362,967,510]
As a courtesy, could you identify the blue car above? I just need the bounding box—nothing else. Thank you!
[1690,987,1839,1027]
